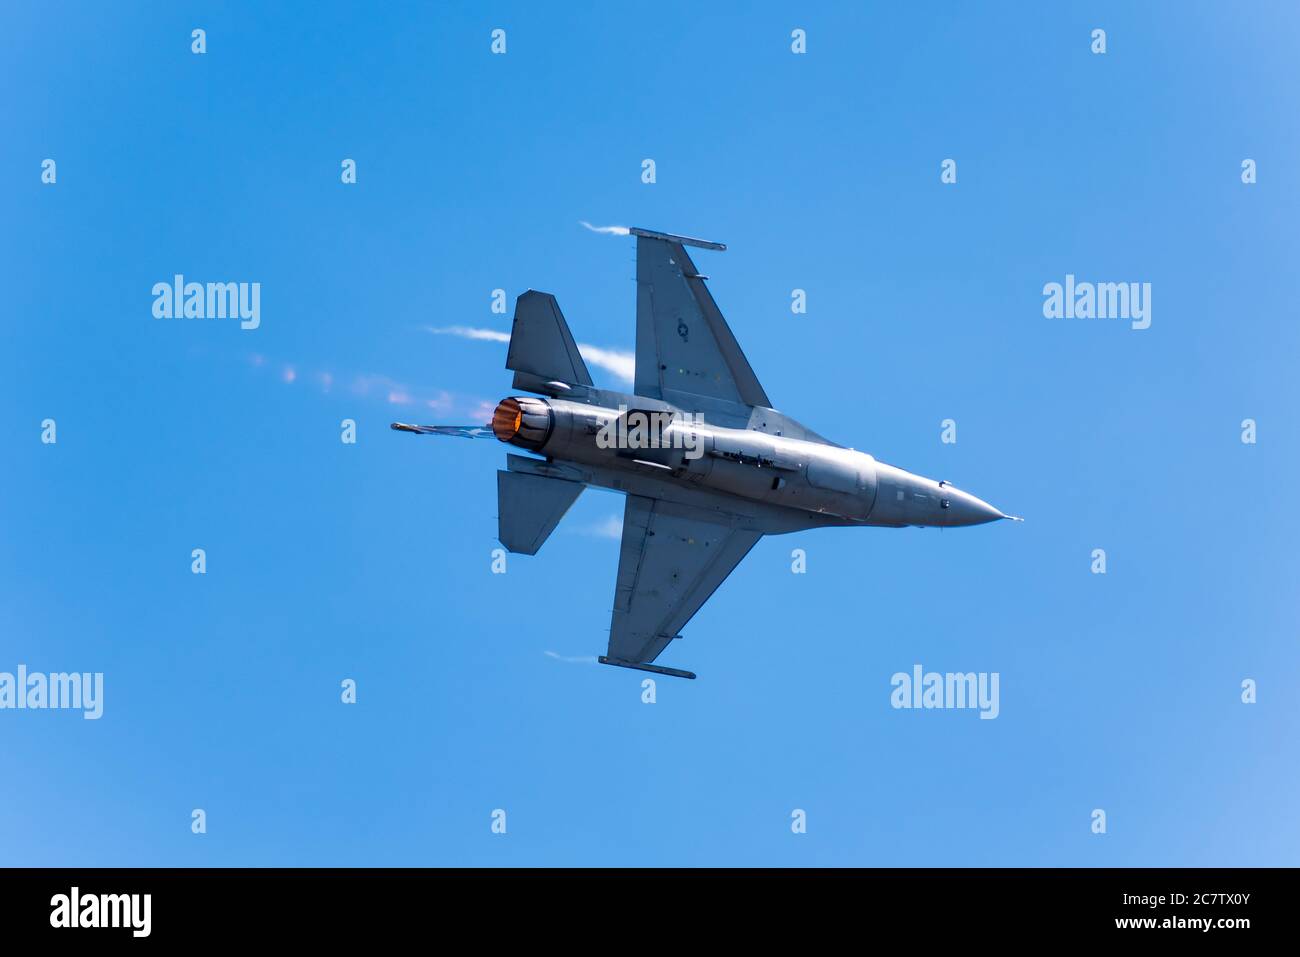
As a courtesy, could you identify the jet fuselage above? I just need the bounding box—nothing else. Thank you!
[491,393,1008,530]
[392,225,1018,679]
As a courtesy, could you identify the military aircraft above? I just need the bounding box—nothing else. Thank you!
[394,227,1018,679]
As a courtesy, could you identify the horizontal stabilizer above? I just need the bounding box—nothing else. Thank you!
[506,291,593,387]
[497,470,583,555]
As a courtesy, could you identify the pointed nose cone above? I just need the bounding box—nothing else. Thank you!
[944,488,1013,527]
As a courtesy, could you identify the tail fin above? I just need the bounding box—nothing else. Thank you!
[497,470,583,555]
[506,290,593,388]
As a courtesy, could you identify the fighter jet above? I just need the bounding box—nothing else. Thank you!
[393,227,1018,679]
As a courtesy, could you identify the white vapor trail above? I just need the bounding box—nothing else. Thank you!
[573,343,634,384]
[247,352,485,415]
[573,515,624,540]
[544,651,598,665]
[427,325,510,343]
[579,221,630,237]
[428,326,635,385]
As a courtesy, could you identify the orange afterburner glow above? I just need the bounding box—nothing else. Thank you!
[491,397,523,442]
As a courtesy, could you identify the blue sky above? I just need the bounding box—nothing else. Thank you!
[3,1,1298,866]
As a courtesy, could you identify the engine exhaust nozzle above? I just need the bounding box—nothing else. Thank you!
[491,396,553,451]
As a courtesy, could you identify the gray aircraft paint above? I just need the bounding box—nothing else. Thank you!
[394,227,1017,679]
